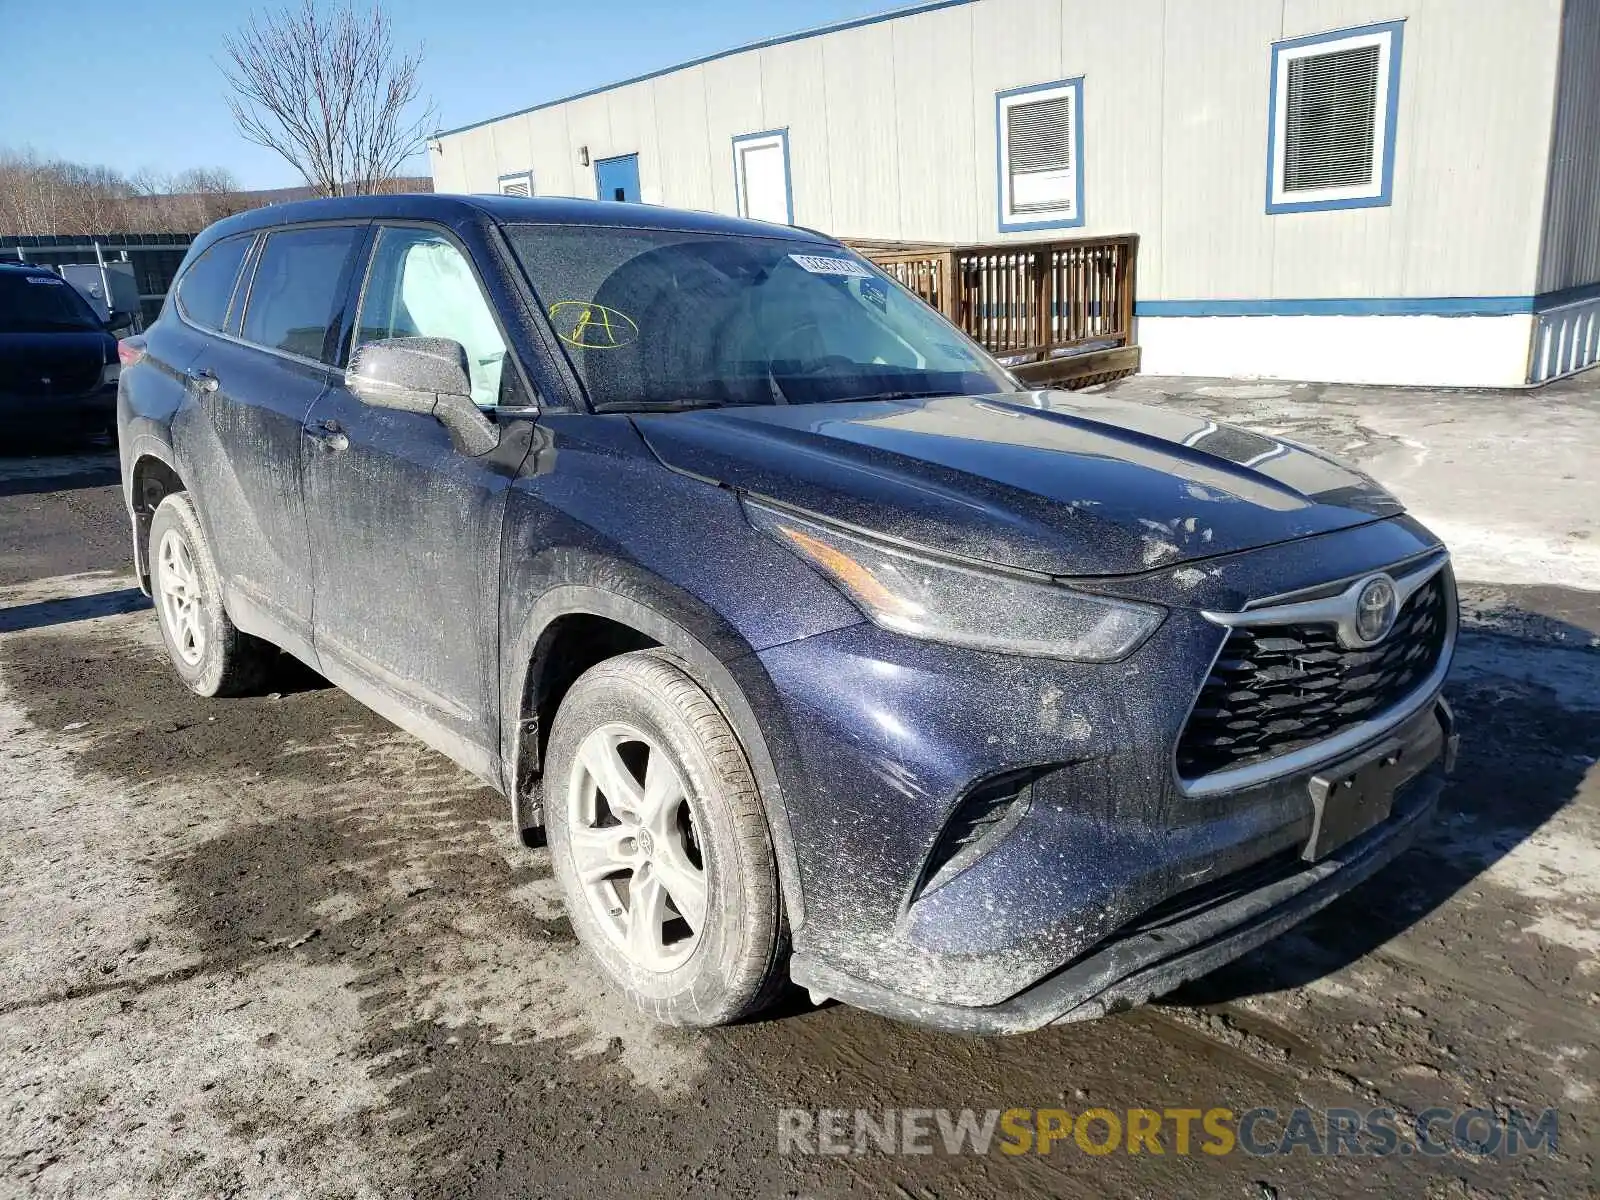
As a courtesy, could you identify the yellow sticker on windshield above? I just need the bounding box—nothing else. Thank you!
[548,301,638,349]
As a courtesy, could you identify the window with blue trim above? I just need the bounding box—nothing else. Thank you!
[996,79,1084,232]
[732,130,793,225]
[1267,22,1403,214]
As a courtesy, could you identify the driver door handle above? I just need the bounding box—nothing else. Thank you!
[304,419,349,452]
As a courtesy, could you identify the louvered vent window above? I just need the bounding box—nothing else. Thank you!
[1008,97,1072,211]
[997,80,1083,229]
[1268,24,1401,213]
[499,172,533,197]
[1283,44,1380,191]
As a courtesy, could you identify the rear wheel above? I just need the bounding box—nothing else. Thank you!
[546,650,786,1026]
[149,492,273,697]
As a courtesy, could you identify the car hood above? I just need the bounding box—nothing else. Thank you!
[631,391,1403,578]
[0,329,115,360]
[0,329,115,392]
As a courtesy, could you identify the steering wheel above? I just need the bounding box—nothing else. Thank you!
[765,319,857,402]
[767,318,826,370]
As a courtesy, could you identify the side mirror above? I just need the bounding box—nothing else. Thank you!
[345,336,500,456]
[105,309,134,332]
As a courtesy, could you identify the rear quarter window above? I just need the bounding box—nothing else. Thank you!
[176,235,253,332]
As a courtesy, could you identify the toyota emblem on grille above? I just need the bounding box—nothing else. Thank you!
[1349,574,1398,647]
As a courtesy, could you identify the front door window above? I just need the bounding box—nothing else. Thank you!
[354,227,508,408]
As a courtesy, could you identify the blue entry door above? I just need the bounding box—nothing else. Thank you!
[594,154,640,203]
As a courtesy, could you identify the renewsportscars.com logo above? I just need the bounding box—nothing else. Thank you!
[777,1106,1560,1159]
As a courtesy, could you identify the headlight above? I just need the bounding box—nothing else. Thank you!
[746,501,1163,661]
[99,362,120,388]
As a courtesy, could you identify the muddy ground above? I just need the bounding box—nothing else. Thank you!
[1,379,1597,1198]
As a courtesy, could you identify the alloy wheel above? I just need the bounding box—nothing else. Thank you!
[566,722,708,971]
[156,528,207,667]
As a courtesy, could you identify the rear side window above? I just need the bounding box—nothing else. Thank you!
[241,225,361,362]
[176,235,252,331]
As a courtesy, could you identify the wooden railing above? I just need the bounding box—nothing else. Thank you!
[852,233,1139,386]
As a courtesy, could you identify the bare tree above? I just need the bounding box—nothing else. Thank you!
[0,150,134,235]
[131,167,246,230]
[221,1,437,198]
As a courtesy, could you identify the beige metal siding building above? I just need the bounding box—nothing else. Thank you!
[431,0,1600,388]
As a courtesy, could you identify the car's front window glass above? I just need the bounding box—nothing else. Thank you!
[0,270,102,334]
[356,227,507,408]
[241,225,360,362]
[506,225,1013,411]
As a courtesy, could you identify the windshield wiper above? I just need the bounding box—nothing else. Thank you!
[592,389,974,413]
[824,389,969,404]
[591,398,729,413]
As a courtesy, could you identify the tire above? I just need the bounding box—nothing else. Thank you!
[546,649,787,1027]
[148,492,274,698]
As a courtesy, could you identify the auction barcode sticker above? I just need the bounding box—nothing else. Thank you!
[788,254,873,278]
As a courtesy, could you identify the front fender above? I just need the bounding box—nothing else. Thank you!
[500,570,812,928]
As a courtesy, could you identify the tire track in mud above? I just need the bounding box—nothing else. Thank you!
[0,598,719,1196]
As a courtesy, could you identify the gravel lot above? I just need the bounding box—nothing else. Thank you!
[1,378,1597,1198]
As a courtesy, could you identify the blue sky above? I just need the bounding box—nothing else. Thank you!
[1,0,896,189]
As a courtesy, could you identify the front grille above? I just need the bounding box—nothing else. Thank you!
[1177,568,1452,780]
[0,358,102,396]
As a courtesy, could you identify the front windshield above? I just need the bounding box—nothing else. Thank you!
[506,225,1014,410]
[0,271,102,334]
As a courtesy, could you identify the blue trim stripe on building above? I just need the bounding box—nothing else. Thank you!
[1264,20,1405,216]
[1136,283,1600,318]
[995,78,1086,234]
[437,0,981,137]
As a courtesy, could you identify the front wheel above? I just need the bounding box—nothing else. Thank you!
[545,650,787,1026]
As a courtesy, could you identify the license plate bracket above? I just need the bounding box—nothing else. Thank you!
[1303,737,1407,861]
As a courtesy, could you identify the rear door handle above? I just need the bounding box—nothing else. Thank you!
[304,419,349,452]
[185,367,218,393]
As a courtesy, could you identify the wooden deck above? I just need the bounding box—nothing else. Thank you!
[849,234,1140,388]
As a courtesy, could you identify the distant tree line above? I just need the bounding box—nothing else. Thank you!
[0,150,249,236]
[0,148,434,239]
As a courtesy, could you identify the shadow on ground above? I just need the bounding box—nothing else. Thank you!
[0,588,150,633]
[0,444,119,497]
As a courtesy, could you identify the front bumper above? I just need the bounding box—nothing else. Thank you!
[0,386,117,441]
[795,723,1447,1034]
[730,518,1458,1032]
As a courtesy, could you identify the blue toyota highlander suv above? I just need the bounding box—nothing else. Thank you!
[118,195,1457,1033]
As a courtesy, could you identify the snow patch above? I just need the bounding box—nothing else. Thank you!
[1412,512,1600,591]
[1523,914,1600,963]
[1432,805,1600,902]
